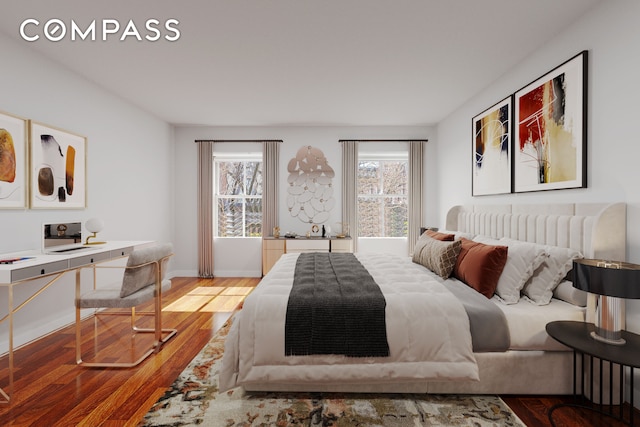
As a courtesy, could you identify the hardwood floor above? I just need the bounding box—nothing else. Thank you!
[0,276,260,426]
[502,395,633,426]
[0,276,636,426]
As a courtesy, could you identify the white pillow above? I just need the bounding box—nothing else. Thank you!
[553,280,588,307]
[501,239,583,305]
[473,236,546,304]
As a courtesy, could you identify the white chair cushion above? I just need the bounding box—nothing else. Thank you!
[120,243,173,298]
[79,279,172,309]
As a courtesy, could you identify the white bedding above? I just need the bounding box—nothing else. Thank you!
[219,252,479,391]
[496,296,585,350]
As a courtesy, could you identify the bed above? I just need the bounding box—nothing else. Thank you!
[219,202,626,395]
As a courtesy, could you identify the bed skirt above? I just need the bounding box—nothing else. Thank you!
[242,350,575,394]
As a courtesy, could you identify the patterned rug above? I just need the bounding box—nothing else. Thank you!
[140,314,525,427]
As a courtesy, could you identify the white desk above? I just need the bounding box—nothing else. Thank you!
[0,241,150,404]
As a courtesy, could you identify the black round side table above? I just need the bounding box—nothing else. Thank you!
[546,320,640,426]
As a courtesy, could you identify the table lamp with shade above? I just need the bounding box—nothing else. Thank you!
[573,258,640,345]
[84,218,106,245]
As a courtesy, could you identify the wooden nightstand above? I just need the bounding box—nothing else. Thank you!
[262,238,285,275]
[261,237,354,275]
[330,237,353,253]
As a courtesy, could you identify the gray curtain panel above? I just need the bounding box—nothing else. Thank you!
[341,140,358,252]
[408,141,426,255]
[197,141,214,278]
[263,141,280,237]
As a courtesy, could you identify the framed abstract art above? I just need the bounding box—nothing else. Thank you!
[29,121,87,209]
[513,51,587,193]
[0,110,28,209]
[472,96,512,196]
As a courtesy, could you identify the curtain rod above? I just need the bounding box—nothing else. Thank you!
[339,139,428,142]
[194,139,283,143]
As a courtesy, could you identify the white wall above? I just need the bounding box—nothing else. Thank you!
[173,125,433,276]
[434,0,640,406]
[0,34,174,351]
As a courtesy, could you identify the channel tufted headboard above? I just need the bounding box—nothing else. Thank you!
[445,203,626,262]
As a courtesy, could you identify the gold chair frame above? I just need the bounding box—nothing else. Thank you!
[75,253,177,368]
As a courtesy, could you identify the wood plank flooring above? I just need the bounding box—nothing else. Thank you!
[0,276,636,426]
[0,277,259,426]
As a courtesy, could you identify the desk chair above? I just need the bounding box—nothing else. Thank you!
[75,243,177,367]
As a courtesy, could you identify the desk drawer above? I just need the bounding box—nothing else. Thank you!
[110,246,134,258]
[69,251,112,268]
[11,260,69,282]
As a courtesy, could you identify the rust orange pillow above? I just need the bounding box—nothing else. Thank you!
[425,229,455,241]
[453,238,508,298]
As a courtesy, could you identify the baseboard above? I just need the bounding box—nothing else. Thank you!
[168,269,261,278]
[168,269,199,278]
[214,269,261,278]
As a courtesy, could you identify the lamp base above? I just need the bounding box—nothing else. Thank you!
[590,331,626,346]
[591,294,626,346]
[85,233,106,246]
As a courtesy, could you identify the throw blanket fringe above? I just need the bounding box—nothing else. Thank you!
[285,252,390,357]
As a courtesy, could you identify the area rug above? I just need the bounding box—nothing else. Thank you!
[139,314,525,427]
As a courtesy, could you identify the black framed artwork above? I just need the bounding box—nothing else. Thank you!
[513,51,587,193]
[472,96,512,196]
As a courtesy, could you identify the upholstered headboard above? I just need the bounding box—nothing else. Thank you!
[445,203,626,262]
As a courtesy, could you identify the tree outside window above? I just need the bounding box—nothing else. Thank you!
[357,159,408,237]
[215,160,262,237]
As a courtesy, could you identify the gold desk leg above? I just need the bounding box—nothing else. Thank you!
[0,273,66,404]
[0,285,14,403]
[75,269,82,365]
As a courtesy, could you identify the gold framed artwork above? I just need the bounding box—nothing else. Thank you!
[0,110,28,209]
[29,121,86,209]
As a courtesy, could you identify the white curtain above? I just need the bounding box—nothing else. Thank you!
[263,141,280,236]
[341,140,358,252]
[197,141,214,277]
[408,141,426,255]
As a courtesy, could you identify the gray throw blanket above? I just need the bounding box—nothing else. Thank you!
[443,279,511,352]
[285,252,390,358]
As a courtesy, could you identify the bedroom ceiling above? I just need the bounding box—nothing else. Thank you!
[0,0,602,127]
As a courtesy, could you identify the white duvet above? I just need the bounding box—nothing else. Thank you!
[219,252,479,391]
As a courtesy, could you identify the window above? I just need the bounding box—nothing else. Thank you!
[357,156,408,237]
[214,158,263,237]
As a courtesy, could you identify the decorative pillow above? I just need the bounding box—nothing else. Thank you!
[412,231,442,260]
[509,240,583,305]
[474,237,547,304]
[439,229,476,241]
[552,280,588,307]
[412,234,462,279]
[412,233,431,263]
[425,229,455,241]
[453,238,508,299]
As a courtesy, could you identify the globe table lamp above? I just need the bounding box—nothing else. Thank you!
[573,259,640,345]
[84,218,106,245]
